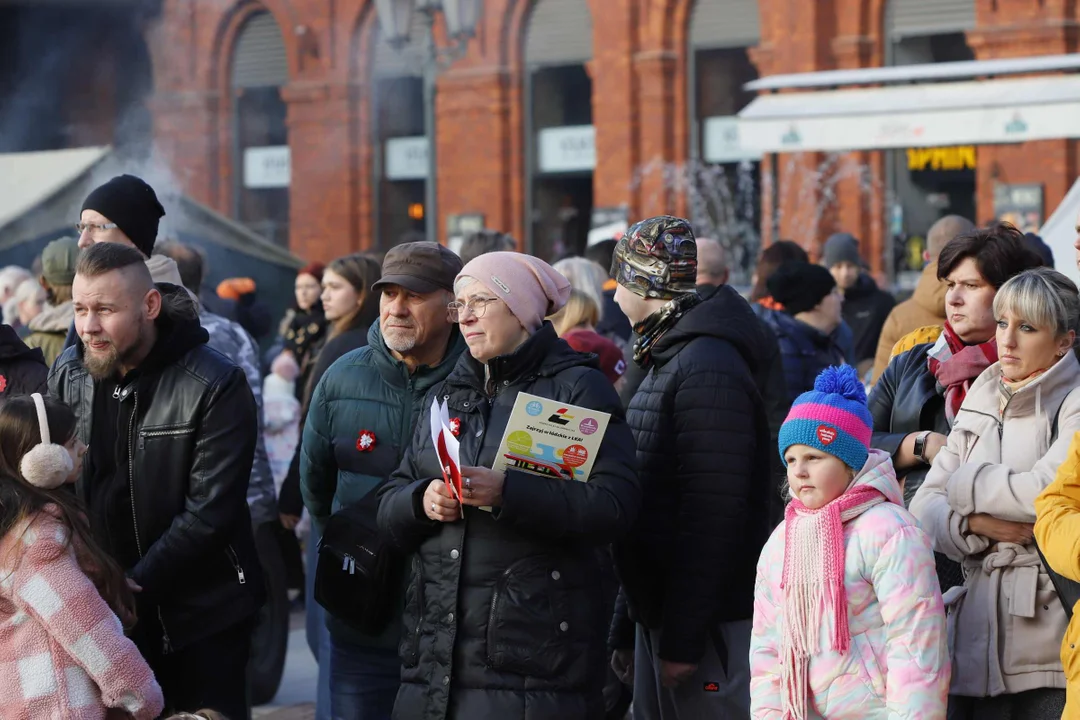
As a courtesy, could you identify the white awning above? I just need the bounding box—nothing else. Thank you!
[0,146,110,232]
[737,75,1080,153]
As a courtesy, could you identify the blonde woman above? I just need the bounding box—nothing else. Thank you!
[911,267,1080,719]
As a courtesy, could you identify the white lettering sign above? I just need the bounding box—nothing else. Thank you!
[703,116,761,163]
[243,146,291,189]
[538,125,596,174]
[386,137,429,180]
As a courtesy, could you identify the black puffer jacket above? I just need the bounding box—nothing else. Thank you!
[867,343,962,592]
[842,273,895,365]
[378,323,639,720]
[48,286,265,652]
[612,284,773,663]
[0,323,47,396]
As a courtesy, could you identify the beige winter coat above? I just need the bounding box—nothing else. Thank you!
[910,352,1080,698]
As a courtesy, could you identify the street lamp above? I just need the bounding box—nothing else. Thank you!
[375,0,482,245]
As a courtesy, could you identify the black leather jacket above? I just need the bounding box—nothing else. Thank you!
[48,289,265,652]
[867,343,948,504]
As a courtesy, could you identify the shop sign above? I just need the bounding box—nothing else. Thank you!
[538,125,595,173]
[243,146,290,189]
[907,146,976,172]
[386,136,429,181]
[703,116,762,163]
[994,183,1043,233]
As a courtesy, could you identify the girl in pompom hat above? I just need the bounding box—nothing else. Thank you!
[750,365,949,719]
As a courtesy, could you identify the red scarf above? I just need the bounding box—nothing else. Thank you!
[926,322,998,424]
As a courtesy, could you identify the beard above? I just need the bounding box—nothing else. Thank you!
[81,326,145,381]
[383,324,418,353]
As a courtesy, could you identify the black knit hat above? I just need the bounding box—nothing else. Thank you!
[767,261,836,316]
[81,174,165,257]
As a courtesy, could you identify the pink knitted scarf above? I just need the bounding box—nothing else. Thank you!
[780,483,886,720]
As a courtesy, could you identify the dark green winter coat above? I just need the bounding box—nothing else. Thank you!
[300,322,466,648]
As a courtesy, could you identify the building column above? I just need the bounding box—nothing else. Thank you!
[633,51,679,218]
[282,80,366,261]
[434,68,515,242]
[148,90,222,211]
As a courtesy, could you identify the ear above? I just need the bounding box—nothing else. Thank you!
[144,287,163,321]
[1058,331,1076,357]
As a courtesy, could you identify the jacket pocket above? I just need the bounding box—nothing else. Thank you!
[399,555,424,668]
[1003,570,1068,674]
[850,631,886,700]
[486,556,576,679]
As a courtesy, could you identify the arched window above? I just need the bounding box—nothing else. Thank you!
[524,0,594,259]
[231,11,290,246]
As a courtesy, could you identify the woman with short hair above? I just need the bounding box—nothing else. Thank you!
[911,266,1080,718]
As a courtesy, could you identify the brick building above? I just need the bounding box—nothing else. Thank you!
[9,0,1077,278]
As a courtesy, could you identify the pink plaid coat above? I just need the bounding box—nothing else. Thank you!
[0,508,163,719]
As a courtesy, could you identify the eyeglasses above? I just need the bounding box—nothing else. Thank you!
[447,297,499,322]
[75,222,118,235]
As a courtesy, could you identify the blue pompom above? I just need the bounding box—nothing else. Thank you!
[813,365,866,404]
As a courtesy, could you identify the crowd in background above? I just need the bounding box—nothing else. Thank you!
[2,170,1080,720]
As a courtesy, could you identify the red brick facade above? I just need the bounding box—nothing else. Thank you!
[149,0,1080,267]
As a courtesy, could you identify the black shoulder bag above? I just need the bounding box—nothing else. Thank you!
[314,488,402,635]
[1038,399,1080,618]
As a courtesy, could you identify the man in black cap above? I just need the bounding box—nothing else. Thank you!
[64,174,189,354]
[761,261,848,403]
[299,241,467,718]
[821,232,894,377]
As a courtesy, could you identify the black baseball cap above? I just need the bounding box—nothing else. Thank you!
[371,241,463,294]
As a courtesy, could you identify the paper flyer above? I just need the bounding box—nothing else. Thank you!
[430,397,464,519]
[492,392,611,483]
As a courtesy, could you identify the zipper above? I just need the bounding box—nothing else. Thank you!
[487,562,515,633]
[125,391,172,654]
[226,545,247,584]
[137,427,191,450]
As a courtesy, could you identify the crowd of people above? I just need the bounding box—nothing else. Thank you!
[0,169,1079,720]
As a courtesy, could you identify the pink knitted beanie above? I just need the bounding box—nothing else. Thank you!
[457,252,571,331]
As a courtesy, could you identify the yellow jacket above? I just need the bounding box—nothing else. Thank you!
[1034,430,1080,719]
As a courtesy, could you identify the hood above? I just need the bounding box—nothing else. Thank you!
[450,321,598,392]
[843,273,883,302]
[651,284,770,373]
[911,262,948,318]
[146,255,198,304]
[0,323,45,364]
[850,448,903,507]
[27,300,73,334]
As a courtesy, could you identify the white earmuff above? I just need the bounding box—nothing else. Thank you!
[19,393,74,490]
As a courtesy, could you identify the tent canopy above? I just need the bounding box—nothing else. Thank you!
[0,146,302,339]
[1040,176,1080,285]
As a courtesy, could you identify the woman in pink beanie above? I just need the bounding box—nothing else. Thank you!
[377,251,641,720]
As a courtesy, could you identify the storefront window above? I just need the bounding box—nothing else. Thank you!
[376,76,426,247]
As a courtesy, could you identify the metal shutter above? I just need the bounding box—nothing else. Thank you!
[689,0,761,49]
[888,0,975,39]
[373,11,427,77]
[524,0,593,67]
[231,12,289,88]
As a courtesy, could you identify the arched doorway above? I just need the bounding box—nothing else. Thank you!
[687,0,761,281]
[369,14,427,248]
[230,10,290,247]
[523,0,594,260]
[885,0,976,280]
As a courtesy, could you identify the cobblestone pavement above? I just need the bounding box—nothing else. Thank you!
[253,613,318,720]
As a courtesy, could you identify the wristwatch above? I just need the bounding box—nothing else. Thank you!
[914,430,932,464]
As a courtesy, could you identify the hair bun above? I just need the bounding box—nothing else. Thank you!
[813,365,866,404]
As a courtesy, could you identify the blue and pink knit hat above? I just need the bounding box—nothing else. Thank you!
[779,365,872,471]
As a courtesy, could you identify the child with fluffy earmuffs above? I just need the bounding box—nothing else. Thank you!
[749,366,950,719]
[0,393,163,719]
